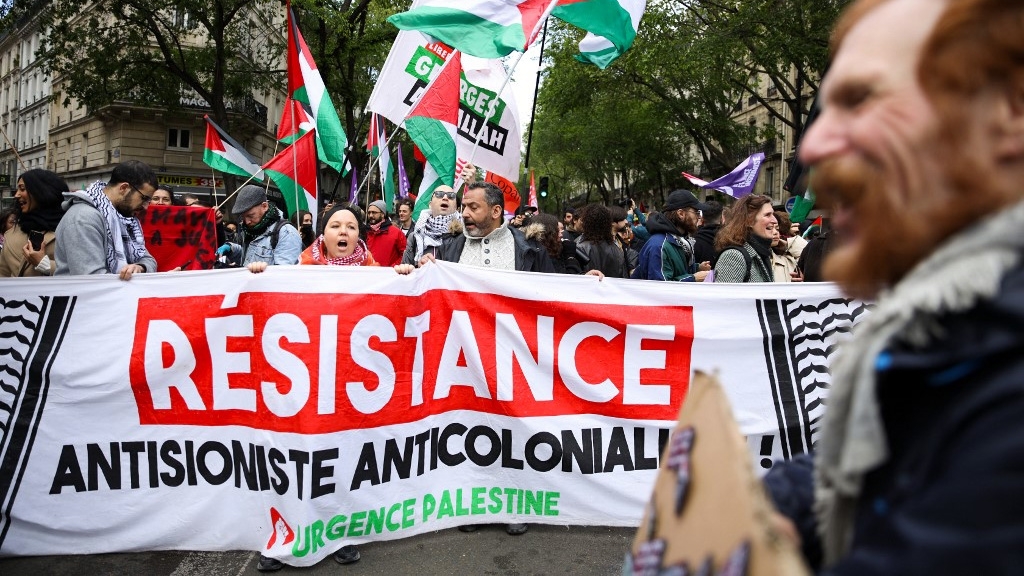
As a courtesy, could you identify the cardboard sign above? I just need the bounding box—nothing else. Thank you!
[141,205,219,271]
[628,371,810,576]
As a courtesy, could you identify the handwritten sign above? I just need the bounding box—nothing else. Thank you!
[142,205,219,271]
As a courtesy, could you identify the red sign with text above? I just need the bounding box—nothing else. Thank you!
[129,291,693,433]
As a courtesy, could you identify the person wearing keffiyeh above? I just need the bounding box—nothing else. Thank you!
[54,160,158,280]
[401,184,461,266]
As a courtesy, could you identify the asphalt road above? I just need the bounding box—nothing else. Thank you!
[0,524,634,576]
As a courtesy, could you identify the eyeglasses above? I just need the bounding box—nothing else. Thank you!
[129,184,154,205]
[433,190,457,200]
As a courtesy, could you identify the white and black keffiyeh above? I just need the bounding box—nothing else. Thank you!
[83,181,148,274]
[412,211,459,262]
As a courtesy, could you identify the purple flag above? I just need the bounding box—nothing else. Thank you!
[348,165,359,204]
[396,145,411,199]
[682,153,764,199]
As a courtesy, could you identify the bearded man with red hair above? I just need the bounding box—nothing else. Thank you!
[764,0,1024,573]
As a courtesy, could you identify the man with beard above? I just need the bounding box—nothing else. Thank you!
[762,0,1024,573]
[422,181,553,274]
[693,200,724,267]
[396,197,416,237]
[401,184,461,266]
[55,160,158,279]
[562,208,581,242]
[411,180,551,535]
[218,185,301,268]
[631,189,711,281]
[365,199,407,266]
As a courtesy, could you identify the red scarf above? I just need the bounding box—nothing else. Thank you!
[310,236,371,266]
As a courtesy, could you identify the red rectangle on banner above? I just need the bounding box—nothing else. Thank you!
[129,291,693,433]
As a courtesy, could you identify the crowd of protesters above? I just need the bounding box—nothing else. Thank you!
[0,158,832,284]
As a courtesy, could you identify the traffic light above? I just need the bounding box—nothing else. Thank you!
[539,176,549,198]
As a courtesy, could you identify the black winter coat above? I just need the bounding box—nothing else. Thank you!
[766,263,1024,575]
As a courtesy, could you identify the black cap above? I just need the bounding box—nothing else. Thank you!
[663,189,707,213]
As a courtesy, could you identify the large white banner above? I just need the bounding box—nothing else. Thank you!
[0,264,866,566]
[367,27,523,181]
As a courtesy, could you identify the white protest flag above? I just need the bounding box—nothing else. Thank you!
[366,27,522,182]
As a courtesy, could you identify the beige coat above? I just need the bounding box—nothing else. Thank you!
[0,224,56,277]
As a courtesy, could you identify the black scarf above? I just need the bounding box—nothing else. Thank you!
[17,206,63,234]
[243,203,282,241]
[747,233,773,271]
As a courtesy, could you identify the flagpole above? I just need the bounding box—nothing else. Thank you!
[210,166,219,205]
[523,18,549,170]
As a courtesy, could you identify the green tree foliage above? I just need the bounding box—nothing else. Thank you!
[35,0,283,128]
[532,21,685,208]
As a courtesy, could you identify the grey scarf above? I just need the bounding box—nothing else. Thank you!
[816,200,1024,565]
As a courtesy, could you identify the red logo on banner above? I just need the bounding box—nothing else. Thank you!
[129,291,693,432]
[266,507,295,549]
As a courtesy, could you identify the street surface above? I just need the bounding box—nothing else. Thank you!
[0,524,633,575]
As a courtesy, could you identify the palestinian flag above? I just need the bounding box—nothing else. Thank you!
[388,0,553,59]
[406,51,461,220]
[790,187,816,224]
[277,96,314,145]
[288,3,348,174]
[553,0,646,69]
[366,113,396,208]
[264,129,318,231]
[203,116,264,180]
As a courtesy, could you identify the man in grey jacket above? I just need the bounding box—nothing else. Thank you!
[54,160,159,280]
[218,185,301,270]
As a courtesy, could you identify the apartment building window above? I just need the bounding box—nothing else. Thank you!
[174,9,194,30]
[167,127,191,150]
[766,167,775,196]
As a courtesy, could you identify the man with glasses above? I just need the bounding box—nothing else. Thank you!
[364,199,406,266]
[631,189,711,282]
[402,184,461,265]
[55,160,158,279]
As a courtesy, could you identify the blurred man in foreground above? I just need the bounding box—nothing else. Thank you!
[765,0,1024,574]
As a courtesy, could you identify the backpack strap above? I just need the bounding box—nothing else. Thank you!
[721,247,753,281]
[269,219,287,250]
